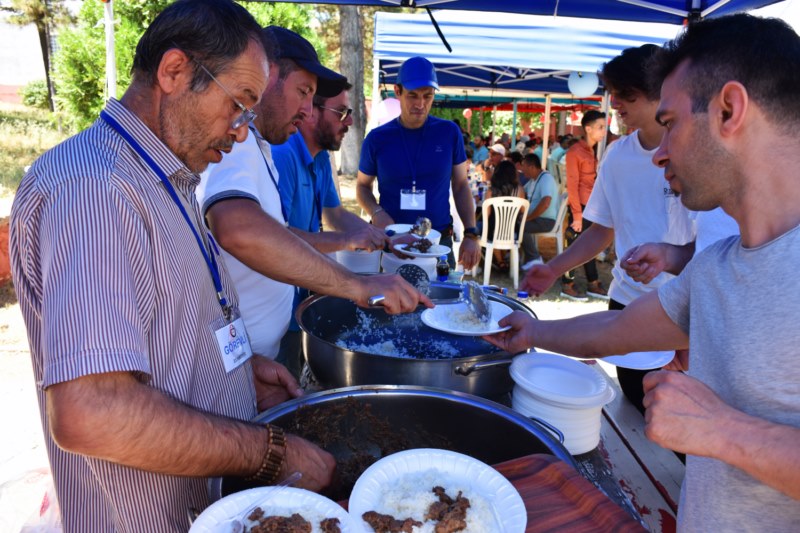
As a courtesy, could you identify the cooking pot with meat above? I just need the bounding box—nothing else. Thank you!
[298,285,535,400]
[211,385,575,501]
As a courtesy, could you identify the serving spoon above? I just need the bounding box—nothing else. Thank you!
[368,264,492,322]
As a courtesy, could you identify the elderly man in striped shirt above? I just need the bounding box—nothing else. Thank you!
[9,1,344,531]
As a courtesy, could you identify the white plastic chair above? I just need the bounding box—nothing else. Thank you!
[479,196,529,289]
[537,192,569,257]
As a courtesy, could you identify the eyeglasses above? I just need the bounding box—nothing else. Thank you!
[195,61,257,130]
[317,105,353,123]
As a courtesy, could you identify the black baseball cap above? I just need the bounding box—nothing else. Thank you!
[263,26,347,97]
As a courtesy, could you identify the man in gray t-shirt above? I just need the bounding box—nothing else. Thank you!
[484,14,800,531]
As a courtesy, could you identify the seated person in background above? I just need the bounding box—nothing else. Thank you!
[482,160,526,271]
[519,153,558,270]
[478,143,505,182]
[506,151,526,186]
[472,134,489,164]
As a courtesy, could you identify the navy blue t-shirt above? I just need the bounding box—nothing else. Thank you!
[359,116,467,231]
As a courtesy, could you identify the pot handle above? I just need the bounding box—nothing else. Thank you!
[527,416,566,444]
[454,357,513,375]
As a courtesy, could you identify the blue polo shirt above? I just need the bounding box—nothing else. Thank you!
[472,145,489,164]
[359,116,466,232]
[273,132,341,233]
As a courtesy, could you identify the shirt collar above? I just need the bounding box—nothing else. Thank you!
[102,98,199,187]
[287,131,314,168]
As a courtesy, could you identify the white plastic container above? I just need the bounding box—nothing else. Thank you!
[381,252,437,280]
[335,249,382,273]
[509,352,615,455]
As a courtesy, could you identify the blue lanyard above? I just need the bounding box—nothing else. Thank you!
[249,126,289,224]
[399,117,428,191]
[100,111,232,320]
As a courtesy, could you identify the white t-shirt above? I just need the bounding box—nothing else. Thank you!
[584,132,696,305]
[197,132,293,359]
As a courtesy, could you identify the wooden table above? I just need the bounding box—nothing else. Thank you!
[574,361,685,533]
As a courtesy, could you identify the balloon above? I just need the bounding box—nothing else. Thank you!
[568,71,599,97]
[462,108,473,119]
[375,97,401,126]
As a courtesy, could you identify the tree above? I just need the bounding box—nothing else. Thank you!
[51,0,315,130]
[2,0,74,112]
[338,6,364,176]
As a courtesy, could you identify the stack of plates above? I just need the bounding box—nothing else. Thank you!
[335,249,382,273]
[510,352,615,455]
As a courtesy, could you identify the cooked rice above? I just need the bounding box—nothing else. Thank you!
[361,469,498,532]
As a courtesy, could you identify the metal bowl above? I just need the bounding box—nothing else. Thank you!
[298,286,536,399]
[211,385,574,501]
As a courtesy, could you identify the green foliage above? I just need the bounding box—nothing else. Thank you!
[20,80,51,110]
[51,1,315,130]
[0,103,68,191]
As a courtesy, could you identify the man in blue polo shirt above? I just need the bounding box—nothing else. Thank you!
[273,79,386,377]
[356,56,481,269]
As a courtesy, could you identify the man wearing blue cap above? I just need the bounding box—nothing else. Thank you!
[356,56,481,269]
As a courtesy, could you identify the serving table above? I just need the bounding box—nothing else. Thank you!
[574,361,685,533]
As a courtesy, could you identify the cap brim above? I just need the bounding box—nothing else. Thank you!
[296,59,348,97]
[399,79,439,91]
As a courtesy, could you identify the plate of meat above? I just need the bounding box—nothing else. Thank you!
[395,241,451,259]
[190,486,359,532]
[349,448,526,533]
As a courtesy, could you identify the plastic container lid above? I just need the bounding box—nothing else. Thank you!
[517,291,529,299]
[510,352,612,407]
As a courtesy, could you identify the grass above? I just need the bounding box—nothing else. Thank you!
[0,102,70,192]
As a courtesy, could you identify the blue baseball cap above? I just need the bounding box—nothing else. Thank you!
[397,56,439,91]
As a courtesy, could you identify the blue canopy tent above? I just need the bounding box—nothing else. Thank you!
[277,0,781,24]
[371,10,682,153]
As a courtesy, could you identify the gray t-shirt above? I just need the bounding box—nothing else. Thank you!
[659,226,800,532]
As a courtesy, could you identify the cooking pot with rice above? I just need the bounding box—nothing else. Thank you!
[298,284,535,399]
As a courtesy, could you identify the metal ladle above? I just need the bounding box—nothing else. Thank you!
[389,264,492,323]
[410,216,432,237]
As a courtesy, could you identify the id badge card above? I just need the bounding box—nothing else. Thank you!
[400,188,426,210]
[211,307,253,373]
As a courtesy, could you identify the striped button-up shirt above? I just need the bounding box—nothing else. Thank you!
[10,98,257,532]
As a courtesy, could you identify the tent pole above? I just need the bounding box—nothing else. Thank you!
[492,105,497,142]
[104,0,116,100]
[542,94,552,162]
[512,100,518,148]
[598,91,611,160]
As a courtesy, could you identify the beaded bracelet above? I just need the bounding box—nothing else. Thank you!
[244,425,287,485]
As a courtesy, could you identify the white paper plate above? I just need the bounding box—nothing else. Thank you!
[395,243,451,259]
[349,448,526,533]
[510,352,610,407]
[602,350,675,370]
[190,486,360,533]
[421,301,512,336]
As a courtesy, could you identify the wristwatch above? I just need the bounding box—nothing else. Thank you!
[464,227,479,240]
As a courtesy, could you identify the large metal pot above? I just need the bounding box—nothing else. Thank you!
[212,385,575,500]
[298,285,535,399]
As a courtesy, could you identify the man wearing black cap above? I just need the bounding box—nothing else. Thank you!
[356,56,481,269]
[198,29,429,383]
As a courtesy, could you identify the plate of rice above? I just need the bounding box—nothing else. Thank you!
[349,448,526,533]
[421,301,513,336]
[190,486,360,533]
